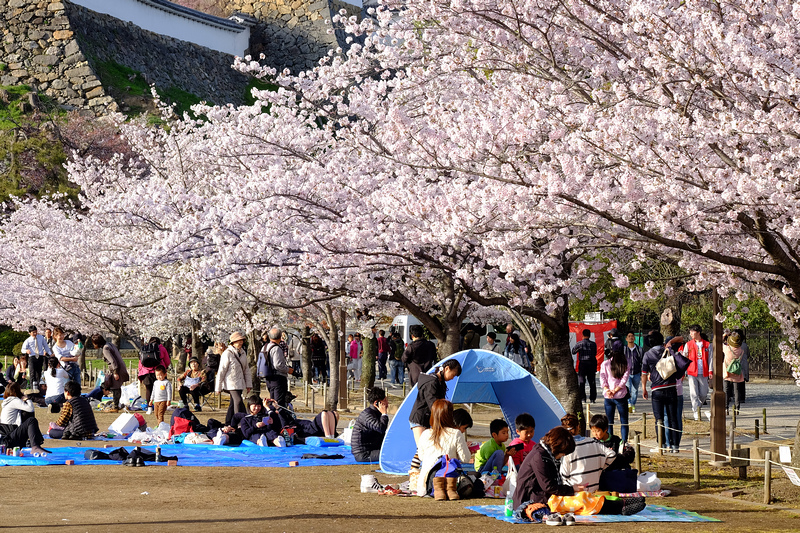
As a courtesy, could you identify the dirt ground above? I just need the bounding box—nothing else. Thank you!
[2,387,798,532]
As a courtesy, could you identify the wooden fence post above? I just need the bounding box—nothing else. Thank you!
[693,439,700,489]
[764,451,772,504]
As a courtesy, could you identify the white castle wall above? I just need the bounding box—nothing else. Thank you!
[70,0,249,56]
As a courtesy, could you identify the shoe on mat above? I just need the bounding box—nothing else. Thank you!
[194,404,202,411]
[123,456,145,467]
[360,474,384,493]
[563,513,576,526]
[273,436,286,448]
[621,497,647,516]
[545,513,564,526]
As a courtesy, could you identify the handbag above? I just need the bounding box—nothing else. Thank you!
[655,348,677,380]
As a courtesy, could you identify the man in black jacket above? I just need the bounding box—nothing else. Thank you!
[571,329,598,403]
[402,325,437,386]
[351,387,389,462]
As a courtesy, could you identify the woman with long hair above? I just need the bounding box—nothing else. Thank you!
[415,399,470,500]
[599,347,631,442]
[43,356,69,412]
[0,382,49,455]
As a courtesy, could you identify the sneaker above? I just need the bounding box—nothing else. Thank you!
[257,435,268,447]
[360,474,384,493]
[146,407,153,415]
[621,497,647,516]
[704,410,711,420]
[212,434,227,446]
[194,404,202,411]
[631,405,636,413]
[649,447,664,453]
[671,446,679,454]
[545,513,564,526]
[273,436,286,448]
[563,513,576,526]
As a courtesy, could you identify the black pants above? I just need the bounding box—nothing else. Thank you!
[312,361,327,383]
[0,418,44,448]
[651,387,679,448]
[139,373,156,403]
[354,448,381,463]
[377,353,388,380]
[180,384,212,406]
[266,376,290,408]
[111,388,122,409]
[225,389,245,426]
[30,356,44,390]
[577,362,597,403]
[725,381,745,412]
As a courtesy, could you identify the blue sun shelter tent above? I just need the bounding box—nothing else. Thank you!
[379,349,566,475]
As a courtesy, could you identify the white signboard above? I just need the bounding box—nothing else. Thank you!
[781,466,800,487]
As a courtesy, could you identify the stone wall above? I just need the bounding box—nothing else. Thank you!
[222,0,360,73]
[67,2,249,106]
[0,0,116,114]
[0,0,361,115]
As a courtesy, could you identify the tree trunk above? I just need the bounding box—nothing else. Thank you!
[793,420,800,469]
[301,326,312,384]
[362,335,377,389]
[541,301,584,431]
[660,283,683,338]
[510,309,547,386]
[170,336,181,370]
[436,319,463,359]
[190,317,202,371]
[246,329,262,394]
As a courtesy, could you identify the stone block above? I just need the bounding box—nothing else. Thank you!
[28,31,45,41]
[64,40,80,56]
[88,95,114,106]
[85,86,104,99]
[8,0,27,8]
[167,460,178,466]
[65,65,93,78]
[47,3,65,12]
[11,69,27,78]
[50,78,66,90]
[32,54,58,66]
[744,443,779,461]
[63,53,84,65]
[81,79,101,90]
[0,75,18,85]
[53,29,73,40]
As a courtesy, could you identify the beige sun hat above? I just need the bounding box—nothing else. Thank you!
[229,331,246,343]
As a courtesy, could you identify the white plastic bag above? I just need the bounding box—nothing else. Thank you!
[637,471,662,492]
[108,413,139,436]
[341,420,356,446]
[501,456,517,497]
[119,383,141,408]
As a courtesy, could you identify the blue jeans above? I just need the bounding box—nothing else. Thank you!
[478,449,506,474]
[45,393,65,410]
[627,373,641,408]
[604,397,629,442]
[389,359,404,384]
[651,387,680,449]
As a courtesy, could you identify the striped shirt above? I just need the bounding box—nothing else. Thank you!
[559,436,617,492]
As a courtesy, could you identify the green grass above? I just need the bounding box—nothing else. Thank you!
[244,77,278,106]
[0,85,35,130]
[94,59,208,119]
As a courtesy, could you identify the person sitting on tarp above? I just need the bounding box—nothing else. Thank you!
[0,382,49,455]
[513,427,646,522]
[271,400,338,444]
[240,395,285,447]
[49,381,98,440]
[559,414,616,493]
[351,387,389,462]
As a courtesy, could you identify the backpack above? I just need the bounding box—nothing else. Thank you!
[257,344,278,379]
[139,342,160,368]
[727,357,742,375]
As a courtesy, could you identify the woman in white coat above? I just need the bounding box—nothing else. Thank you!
[215,331,252,425]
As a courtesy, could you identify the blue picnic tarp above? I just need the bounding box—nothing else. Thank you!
[0,440,366,467]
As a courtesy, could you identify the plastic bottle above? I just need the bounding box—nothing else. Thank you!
[491,466,500,481]
[504,493,513,517]
[155,445,162,462]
